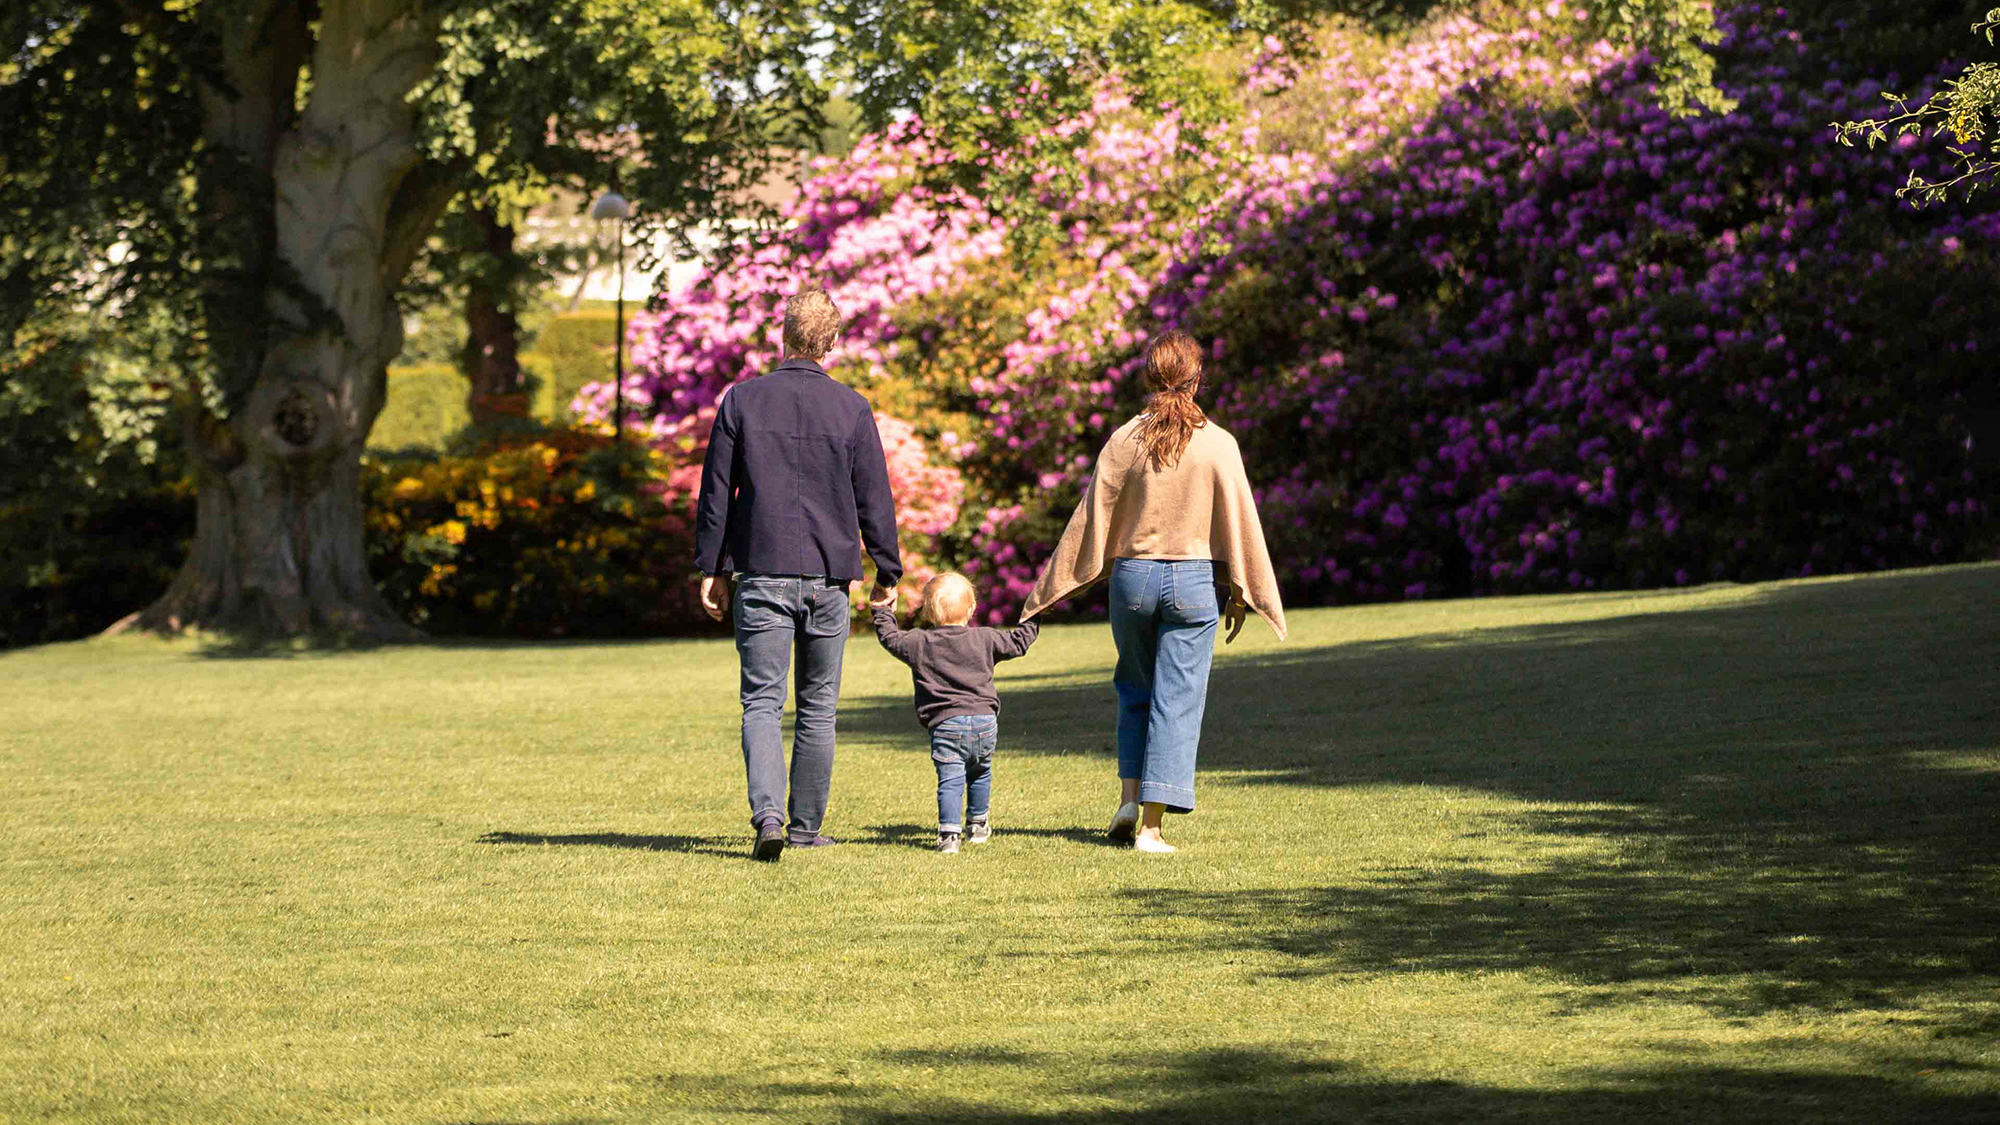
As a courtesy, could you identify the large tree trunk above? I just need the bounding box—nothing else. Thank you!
[114,0,448,641]
[463,204,529,428]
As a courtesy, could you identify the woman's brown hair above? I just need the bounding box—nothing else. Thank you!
[1135,330,1207,469]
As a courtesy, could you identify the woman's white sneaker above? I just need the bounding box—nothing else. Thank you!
[1133,834,1176,854]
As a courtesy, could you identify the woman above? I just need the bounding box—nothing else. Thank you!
[1021,330,1287,853]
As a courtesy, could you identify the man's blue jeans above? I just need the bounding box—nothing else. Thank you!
[733,574,850,841]
[1108,558,1221,814]
[931,714,997,832]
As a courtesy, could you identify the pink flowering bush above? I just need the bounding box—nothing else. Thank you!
[576,127,1006,428]
[866,412,967,614]
[600,2,2000,624]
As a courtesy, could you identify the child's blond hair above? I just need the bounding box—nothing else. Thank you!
[921,572,977,627]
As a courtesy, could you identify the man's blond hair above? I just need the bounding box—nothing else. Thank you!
[922,572,977,627]
[783,287,842,360]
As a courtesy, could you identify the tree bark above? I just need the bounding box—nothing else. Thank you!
[115,0,444,641]
[463,204,529,428]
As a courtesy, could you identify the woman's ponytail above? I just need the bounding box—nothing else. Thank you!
[1135,330,1207,470]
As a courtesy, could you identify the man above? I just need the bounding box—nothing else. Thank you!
[693,287,901,861]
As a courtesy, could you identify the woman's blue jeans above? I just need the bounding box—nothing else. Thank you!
[1109,558,1221,814]
[930,713,997,832]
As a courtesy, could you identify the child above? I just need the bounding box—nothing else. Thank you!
[872,572,1040,853]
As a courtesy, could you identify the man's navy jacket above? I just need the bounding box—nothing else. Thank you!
[692,357,903,586]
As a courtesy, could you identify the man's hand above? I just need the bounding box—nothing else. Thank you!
[1223,596,1247,645]
[868,583,897,611]
[699,574,730,622]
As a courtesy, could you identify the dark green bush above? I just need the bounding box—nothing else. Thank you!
[1,329,189,647]
[0,484,194,647]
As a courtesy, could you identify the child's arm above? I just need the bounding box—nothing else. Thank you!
[989,620,1040,662]
[871,605,919,665]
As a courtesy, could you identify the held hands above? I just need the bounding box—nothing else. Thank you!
[699,575,894,622]
[1223,596,1247,645]
[699,574,730,622]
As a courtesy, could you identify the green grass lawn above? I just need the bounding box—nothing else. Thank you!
[3,564,1997,1123]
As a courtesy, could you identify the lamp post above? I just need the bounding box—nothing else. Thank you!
[590,191,634,440]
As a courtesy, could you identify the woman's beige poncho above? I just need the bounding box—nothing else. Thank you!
[1021,416,1287,640]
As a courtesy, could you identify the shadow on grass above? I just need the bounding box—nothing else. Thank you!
[190,630,709,660]
[854,822,1115,851]
[872,1046,1043,1067]
[476,830,741,860]
[848,565,2000,1020]
[796,1044,1997,1124]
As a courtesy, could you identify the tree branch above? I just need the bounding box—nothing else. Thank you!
[381,160,465,290]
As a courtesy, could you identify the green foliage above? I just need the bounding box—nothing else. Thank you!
[805,95,867,157]
[1,0,833,499]
[0,482,193,649]
[0,2,225,414]
[1576,0,1735,116]
[394,303,467,368]
[0,316,188,647]
[411,0,837,266]
[1833,7,2000,204]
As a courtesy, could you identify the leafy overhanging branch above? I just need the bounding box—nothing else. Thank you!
[1831,7,2000,206]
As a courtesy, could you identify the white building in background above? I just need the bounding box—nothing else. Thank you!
[520,170,801,305]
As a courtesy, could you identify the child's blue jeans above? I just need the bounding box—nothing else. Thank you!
[931,714,997,832]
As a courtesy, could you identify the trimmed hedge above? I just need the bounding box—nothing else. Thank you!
[370,364,470,453]
[369,312,630,454]
[525,309,622,420]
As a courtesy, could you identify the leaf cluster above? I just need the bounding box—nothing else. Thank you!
[1831,7,2000,205]
[1,3,214,383]
[414,0,834,262]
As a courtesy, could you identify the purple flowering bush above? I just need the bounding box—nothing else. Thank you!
[595,2,1999,623]
[1150,8,2000,605]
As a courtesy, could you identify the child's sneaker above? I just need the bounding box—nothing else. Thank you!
[966,819,991,845]
[937,831,961,854]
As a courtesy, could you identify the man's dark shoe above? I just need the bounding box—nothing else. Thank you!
[788,834,839,849]
[752,821,786,862]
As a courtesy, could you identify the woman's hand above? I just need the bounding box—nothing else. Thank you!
[868,583,897,611]
[1223,596,1247,644]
